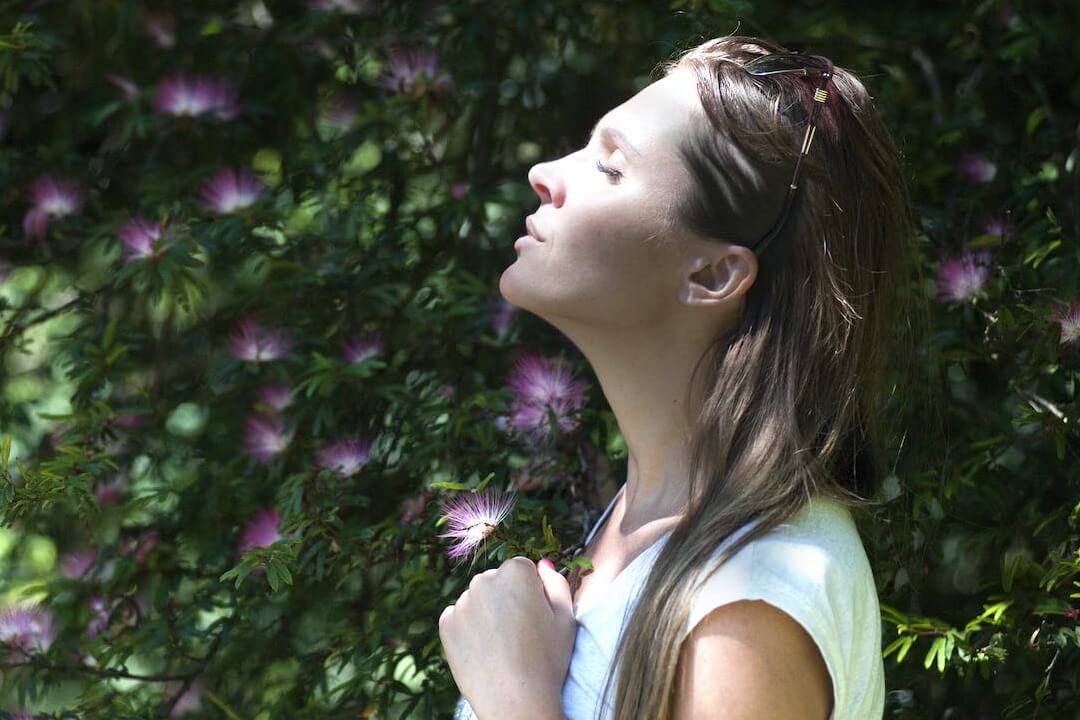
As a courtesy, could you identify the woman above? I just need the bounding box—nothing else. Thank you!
[440,33,915,720]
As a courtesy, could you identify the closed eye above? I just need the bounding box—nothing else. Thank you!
[596,160,623,182]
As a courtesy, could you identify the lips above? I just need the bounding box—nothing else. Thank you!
[525,215,545,242]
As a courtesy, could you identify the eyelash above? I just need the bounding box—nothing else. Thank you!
[595,160,623,182]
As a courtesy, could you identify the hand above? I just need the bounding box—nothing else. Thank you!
[439,556,575,720]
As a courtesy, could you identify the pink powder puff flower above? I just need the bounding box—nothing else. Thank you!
[378,46,451,96]
[437,489,516,562]
[399,488,432,524]
[96,474,126,505]
[87,595,113,639]
[980,214,1016,240]
[166,677,206,717]
[1050,299,1080,346]
[227,319,293,363]
[243,413,292,463]
[142,11,176,48]
[315,437,372,477]
[154,73,241,121]
[935,248,992,304]
[199,167,266,215]
[118,214,164,262]
[0,603,56,658]
[318,93,359,130]
[256,383,294,412]
[60,549,97,579]
[238,508,284,554]
[306,0,378,15]
[133,530,160,563]
[22,174,84,241]
[491,297,517,337]
[956,152,997,184]
[342,331,383,364]
[504,352,588,439]
[105,72,139,100]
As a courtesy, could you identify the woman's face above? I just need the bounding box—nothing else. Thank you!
[500,69,722,331]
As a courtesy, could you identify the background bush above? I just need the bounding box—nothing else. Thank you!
[0,0,1077,718]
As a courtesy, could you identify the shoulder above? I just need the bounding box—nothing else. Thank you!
[673,498,879,719]
[672,598,833,720]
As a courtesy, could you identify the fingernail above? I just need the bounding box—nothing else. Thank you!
[538,556,555,572]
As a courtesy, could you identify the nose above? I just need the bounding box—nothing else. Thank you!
[528,161,565,208]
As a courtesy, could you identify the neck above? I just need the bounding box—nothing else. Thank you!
[553,314,719,532]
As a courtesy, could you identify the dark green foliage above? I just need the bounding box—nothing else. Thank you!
[0,0,1077,718]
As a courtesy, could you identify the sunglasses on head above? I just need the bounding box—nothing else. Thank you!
[739,53,835,258]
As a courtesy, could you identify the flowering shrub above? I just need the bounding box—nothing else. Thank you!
[0,0,1076,718]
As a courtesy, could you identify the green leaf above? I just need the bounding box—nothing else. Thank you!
[266,559,291,592]
[1025,106,1048,136]
[542,514,556,548]
[883,635,914,663]
[475,472,495,492]
[923,636,945,670]
[429,481,470,491]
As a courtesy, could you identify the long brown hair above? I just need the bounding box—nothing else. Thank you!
[597,34,923,719]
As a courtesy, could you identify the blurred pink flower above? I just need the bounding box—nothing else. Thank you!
[450,181,469,200]
[87,595,113,639]
[60,549,97,579]
[96,475,126,504]
[166,677,205,717]
[437,489,516,562]
[142,11,176,48]
[133,530,160,563]
[318,93,359,129]
[316,437,372,477]
[399,488,432,524]
[342,331,383,363]
[256,383,294,412]
[119,214,164,262]
[935,248,992,304]
[1050,299,1080,346]
[956,152,997,184]
[437,383,456,400]
[227,319,293,362]
[154,73,240,121]
[199,167,266,215]
[239,508,283,554]
[504,352,588,440]
[306,0,379,14]
[105,72,139,100]
[22,174,84,241]
[2,710,32,720]
[243,413,292,463]
[491,297,517,337]
[980,213,1016,240]
[378,46,451,96]
[0,603,56,658]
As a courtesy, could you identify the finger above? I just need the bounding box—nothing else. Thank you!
[438,605,454,633]
[536,556,574,619]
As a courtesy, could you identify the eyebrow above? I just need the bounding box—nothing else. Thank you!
[587,119,644,160]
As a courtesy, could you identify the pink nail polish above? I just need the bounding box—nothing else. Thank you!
[538,557,555,571]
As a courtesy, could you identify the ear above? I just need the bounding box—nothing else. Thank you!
[680,245,757,306]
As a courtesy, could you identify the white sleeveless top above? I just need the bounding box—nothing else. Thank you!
[454,485,885,720]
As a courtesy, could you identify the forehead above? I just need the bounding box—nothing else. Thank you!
[603,70,702,152]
